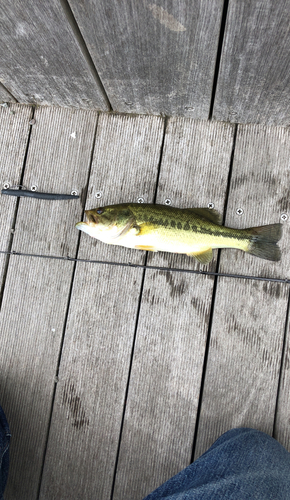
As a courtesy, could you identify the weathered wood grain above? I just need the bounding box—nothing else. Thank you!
[113,119,235,499]
[0,104,32,291]
[0,1,109,109]
[213,0,290,125]
[113,271,214,500]
[1,107,97,499]
[0,83,16,102]
[194,278,288,458]
[39,114,164,499]
[1,256,74,500]
[68,0,223,117]
[39,264,144,500]
[12,106,98,256]
[274,313,290,452]
[219,124,290,279]
[78,113,164,264]
[194,124,290,458]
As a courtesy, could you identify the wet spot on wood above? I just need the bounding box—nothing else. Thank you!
[165,271,188,298]
[62,381,89,430]
[262,281,282,299]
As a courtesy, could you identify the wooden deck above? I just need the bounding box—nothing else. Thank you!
[1,104,290,500]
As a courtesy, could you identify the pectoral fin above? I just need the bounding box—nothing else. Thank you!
[109,218,138,240]
[187,248,213,264]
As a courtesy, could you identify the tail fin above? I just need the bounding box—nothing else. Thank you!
[247,223,282,261]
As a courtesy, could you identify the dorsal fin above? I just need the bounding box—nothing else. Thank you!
[183,208,222,225]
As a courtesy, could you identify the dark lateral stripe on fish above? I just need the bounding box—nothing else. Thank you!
[191,226,247,240]
[148,216,248,240]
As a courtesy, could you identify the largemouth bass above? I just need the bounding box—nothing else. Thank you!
[76,203,282,263]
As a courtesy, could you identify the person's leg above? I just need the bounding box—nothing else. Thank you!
[0,405,10,500]
[144,428,290,500]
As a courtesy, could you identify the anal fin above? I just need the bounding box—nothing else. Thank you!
[187,248,213,264]
[135,245,158,252]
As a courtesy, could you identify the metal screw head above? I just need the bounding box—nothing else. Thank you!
[208,202,215,209]
[95,191,102,199]
[71,190,78,196]
[3,182,10,189]
[137,197,144,203]
[164,198,171,206]
[281,213,288,221]
[236,208,244,216]
[31,185,38,191]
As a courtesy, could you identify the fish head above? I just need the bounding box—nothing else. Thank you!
[76,205,133,240]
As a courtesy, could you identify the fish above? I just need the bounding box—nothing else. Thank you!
[76,203,282,264]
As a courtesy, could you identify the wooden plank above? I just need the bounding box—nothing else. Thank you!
[194,278,288,458]
[113,119,235,499]
[213,0,290,125]
[12,106,98,256]
[0,83,16,103]
[220,124,290,279]
[68,0,223,117]
[1,107,97,499]
[195,278,288,458]
[1,257,74,500]
[194,123,290,458]
[39,115,164,499]
[39,264,144,500]
[0,1,109,109]
[0,104,32,291]
[275,319,290,452]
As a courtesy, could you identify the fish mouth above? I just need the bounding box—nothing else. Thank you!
[75,221,87,230]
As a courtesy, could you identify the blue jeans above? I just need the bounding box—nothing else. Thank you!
[0,406,10,500]
[144,428,290,500]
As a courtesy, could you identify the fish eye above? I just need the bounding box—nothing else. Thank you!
[96,208,103,215]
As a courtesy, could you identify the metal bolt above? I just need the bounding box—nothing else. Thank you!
[281,213,288,221]
[236,208,244,216]
[137,197,144,203]
[208,202,215,209]
[29,119,36,125]
[3,182,10,189]
[95,191,102,199]
[164,198,171,206]
[31,185,38,191]
[71,190,78,196]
